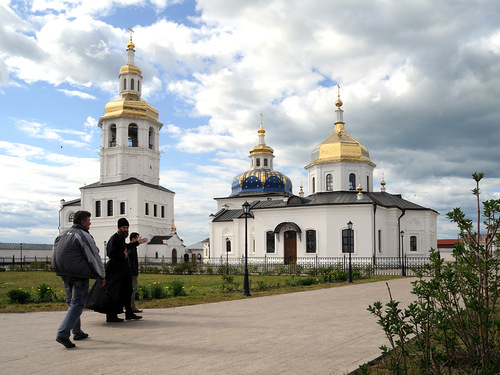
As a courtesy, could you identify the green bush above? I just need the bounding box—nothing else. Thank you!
[35,283,56,302]
[0,267,6,272]
[169,279,187,297]
[8,289,31,304]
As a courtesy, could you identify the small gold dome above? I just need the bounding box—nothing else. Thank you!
[306,122,375,168]
[335,97,343,108]
[127,41,135,50]
[101,96,161,125]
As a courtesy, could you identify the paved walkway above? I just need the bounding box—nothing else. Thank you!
[0,278,417,375]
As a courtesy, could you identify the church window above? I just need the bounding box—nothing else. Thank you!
[109,125,116,147]
[306,230,316,253]
[226,239,231,253]
[149,127,154,149]
[161,206,165,218]
[155,252,158,259]
[312,177,316,194]
[128,124,138,147]
[154,204,157,217]
[137,80,140,93]
[95,201,101,218]
[367,176,370,192]
[264,159,268,167]
[120,202,126,215]
[68,212,74,223]
[145,203,149,215]
[123,79,126,90]
[349,173,356,190]
[378,230,382,253]
[107,200,113,216]
[326,174,333,191]
[256,158,260,167]
[410,236,417,251]
[131,79,134,90]
[342,228,354,253]
[266,231,275,253]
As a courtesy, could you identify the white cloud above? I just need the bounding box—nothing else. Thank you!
[58,89,97,100]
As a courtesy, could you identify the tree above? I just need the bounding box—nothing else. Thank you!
[368,173,500,374]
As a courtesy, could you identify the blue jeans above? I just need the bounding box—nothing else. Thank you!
[57,276,89,340]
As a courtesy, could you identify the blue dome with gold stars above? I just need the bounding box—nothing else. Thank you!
[231,169,293,196]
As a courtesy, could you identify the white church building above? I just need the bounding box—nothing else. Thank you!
[59,33,185,260]
[208,94,438,264]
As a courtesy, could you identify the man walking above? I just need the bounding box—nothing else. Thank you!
[52,210,106,348]
[105,218,147,322]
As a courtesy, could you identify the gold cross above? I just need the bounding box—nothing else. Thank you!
[260,111,263,124]
[337,82,340,98]
[128,26,134,41]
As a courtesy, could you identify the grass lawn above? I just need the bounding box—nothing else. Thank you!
[0,271,399,313]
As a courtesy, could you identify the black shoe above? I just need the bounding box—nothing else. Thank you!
[125,313,142,320]
[56,337,76,348]
[106,316,124,323]
[73,332,89,340]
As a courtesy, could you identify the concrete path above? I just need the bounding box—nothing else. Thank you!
[0,278,417,375]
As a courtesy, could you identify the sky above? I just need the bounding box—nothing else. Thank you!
[1,0,500,247]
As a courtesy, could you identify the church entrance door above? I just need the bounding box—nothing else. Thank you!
[284,231,297,265]
[172,249,177,264]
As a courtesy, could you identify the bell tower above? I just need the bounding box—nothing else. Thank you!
[98,27,162,185]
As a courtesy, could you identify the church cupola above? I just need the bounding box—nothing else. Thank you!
[97,29,163,185]
[305,85,375,193]
[230,113,293,196]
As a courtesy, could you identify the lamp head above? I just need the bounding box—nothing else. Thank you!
[400,230,404,237]
[347,221,353,230]
[242,201,251,214]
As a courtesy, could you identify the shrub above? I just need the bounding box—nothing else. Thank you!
[169,279,187,297]
[8,289,31,304]
[35,283,56,302]
[0,267,6,272]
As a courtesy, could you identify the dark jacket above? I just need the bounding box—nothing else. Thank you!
[52,224,105,280]
[127,243,139,277]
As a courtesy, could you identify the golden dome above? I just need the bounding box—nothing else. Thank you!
[101,96,161,125]
[306,122,375,168]
[120,64,142,77]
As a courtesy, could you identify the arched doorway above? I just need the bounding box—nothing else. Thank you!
[172,249,177,264]
[284,231,297,265]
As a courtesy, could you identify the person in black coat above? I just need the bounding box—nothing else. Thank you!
[104,218,147,322]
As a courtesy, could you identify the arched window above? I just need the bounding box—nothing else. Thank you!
[342,228,354,253]
[312,177,316,194]
[131,79,135,90]
[107,200,113,216]
[123,79,126,90]
[266,231,275,253]
[68,212,74,223]
[137,80,140,93]
[366,176,370,192]
[326,174,333,191]
[378,230,382,253]
[264,158,268,167]
[109,125,116,147]
[95,201,101,217]
[120,202,125,215]
[306,230,316,253]
[128,124,138,147]
[148,127,154,150]
[410,236,417,251]
[145,203,149,215]
[256,158,261,167]
[349,173,356,190]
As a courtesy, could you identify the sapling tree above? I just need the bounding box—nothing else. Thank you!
[368,173,500,374]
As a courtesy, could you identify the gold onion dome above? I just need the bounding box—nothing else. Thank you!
[306,96,375,168]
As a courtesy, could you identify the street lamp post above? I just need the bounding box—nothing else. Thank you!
[225,237,230,274]
[400,230,406,276]
[20,243,23,270]
[242,201,251,296]
[347,221,353,283]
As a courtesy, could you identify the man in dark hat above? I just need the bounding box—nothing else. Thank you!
[105,218,147,322]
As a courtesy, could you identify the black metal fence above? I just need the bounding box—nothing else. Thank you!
[1,254,434,277]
